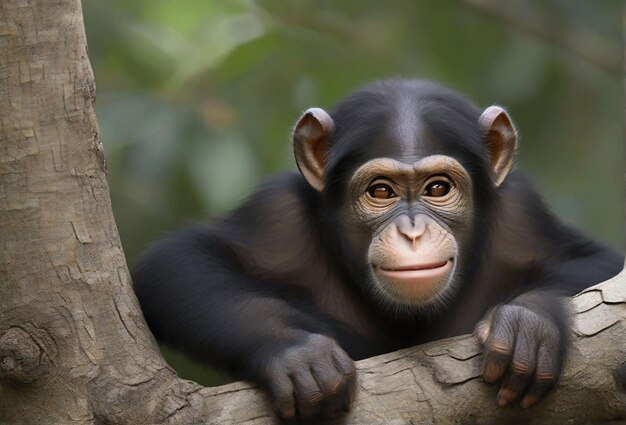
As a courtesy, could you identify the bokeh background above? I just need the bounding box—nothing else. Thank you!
[82,0,625,386]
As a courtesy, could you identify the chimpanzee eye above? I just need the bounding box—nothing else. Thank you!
[423,180,451,197]
[367,183,397,200]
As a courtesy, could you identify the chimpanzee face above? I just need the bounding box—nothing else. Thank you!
[293,80,517,313]
[344,155,474,310]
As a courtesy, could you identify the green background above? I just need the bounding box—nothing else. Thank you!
[82,0,625,387]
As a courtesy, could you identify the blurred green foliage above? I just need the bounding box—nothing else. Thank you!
[82,0,624,387]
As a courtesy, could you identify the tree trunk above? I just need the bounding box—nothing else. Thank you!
[0,1,209,424]
[0,1,623,424]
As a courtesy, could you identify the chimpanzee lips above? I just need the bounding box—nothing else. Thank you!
[376,259,452,286]
[380,260,449,272]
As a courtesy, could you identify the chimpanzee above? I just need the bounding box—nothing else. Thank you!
[132,79,622,420]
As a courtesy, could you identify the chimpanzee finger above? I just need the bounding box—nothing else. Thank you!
[483,306,517,383]
[497,326,539,406]
[332,347,357,412]
[342,375,357,413]
[520,343,558,408]
[267,373,296,420]
[292,368,324,419]
[310,361,344,418]
[474,308,497,345]
[474,319,491,346]
[332,345,356,377]
[310,362,342,395]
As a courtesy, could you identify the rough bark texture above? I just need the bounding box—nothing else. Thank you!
[0,1,624,424]
[0,1,208,424]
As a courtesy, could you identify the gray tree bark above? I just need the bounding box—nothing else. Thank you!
[0,1,624,424]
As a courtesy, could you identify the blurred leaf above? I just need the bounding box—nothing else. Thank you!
[189,132,259,213]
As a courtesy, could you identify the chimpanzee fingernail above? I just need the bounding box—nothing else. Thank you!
[474,324,490,344]
[281,406,295,419]
[520,395,537,409]
[497,388,514,406]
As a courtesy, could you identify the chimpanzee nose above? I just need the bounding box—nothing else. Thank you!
[396,215,427,250]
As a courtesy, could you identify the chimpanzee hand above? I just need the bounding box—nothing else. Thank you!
[474,298,567,408]
[262,333,357,420]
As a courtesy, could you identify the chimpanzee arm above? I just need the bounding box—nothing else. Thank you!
[488,172,621,303]
[132,174,357,420]
[476,172,623,409]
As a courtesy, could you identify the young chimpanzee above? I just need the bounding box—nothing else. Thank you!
[132,79,622,420]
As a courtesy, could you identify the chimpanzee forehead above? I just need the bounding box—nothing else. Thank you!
[328,80,485,169]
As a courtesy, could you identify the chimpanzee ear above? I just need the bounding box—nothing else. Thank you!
[293,107,334,192]
[479,105,518,187]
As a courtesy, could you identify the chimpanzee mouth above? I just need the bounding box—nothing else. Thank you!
[374,259,454,286]
[379,259,449,272]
